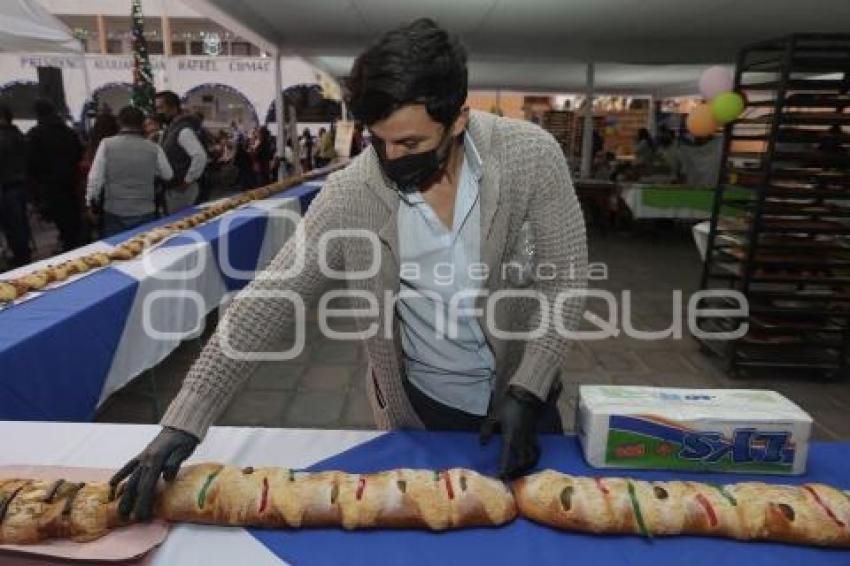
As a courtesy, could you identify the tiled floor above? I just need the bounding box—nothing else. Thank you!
[95,224,850,440]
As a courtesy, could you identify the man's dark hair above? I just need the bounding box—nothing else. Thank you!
[117,105,145,129]
[33,98,57,120]
[155,90,182,111]
[0,104,12,124]
[346,18,467,127]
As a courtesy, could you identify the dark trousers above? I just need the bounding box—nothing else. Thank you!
[403,376,564,434]
[255,168,271,187]
[154,182,168,218]
[43,184,83,251]
[0,183,32,266]
[237,167,256,191]
[195,171,212,205]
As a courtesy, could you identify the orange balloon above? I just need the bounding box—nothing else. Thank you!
[687,103,718,137]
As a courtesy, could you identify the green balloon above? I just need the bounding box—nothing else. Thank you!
[711,92,745,124]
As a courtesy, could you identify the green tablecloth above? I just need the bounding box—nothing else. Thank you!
[641,186,714,210]
[641,185,751,214]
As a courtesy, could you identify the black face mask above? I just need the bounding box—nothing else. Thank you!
[155,112,171,125]
[376,127,455,193]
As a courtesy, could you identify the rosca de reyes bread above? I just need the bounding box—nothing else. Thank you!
[0,464,516,544]
[513,469,850,548]
[5,463,849,549]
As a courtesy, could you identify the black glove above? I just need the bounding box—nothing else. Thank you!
[479,385,545,480]
[109,427,199,521]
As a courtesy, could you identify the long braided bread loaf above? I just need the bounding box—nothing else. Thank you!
[0,464,516,545]
[4,465,850,548]
[513,470,850,547]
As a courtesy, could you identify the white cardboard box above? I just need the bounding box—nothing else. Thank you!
[576,385,813,475]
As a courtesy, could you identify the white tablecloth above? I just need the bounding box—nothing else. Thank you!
[693,220,710,260]
[98,197,301,406]
[0,421,381,565]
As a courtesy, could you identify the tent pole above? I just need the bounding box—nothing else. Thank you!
[579,61,595,179]
[290,107,302,175]
[274,48,286,179]
[80,50,91,98]
[647,95,657,136]
[79,40,92,122]
[161,1,172,57]
[159,0,171,89]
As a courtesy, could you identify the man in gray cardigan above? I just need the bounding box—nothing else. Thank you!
[112,18,587,521]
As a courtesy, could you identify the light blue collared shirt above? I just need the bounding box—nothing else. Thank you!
[397,133,495,416]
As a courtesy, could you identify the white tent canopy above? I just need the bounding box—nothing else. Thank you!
[315,57,712,97]
[182,0,850,95]
[0,0,80,54]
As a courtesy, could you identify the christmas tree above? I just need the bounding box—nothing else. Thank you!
[130,0,155,113]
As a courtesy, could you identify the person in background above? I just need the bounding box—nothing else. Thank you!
[26,99,85,252]
[144,115,164,143]
[143,115,168,217]
[678,132,724,186]
[0,104,32,267]
[283,139,295,176]
[249,126,274,186]
[314,127,327,167]
[79,111,120,239]
[154,91,207,214]
[85,111,119,161]
[592,128,604,161]
[194,112,214,150]
[233,129,255,190]
[350,121,365,157]
[315,126,336,168]
[656,125,683,182]
[193,111,214,205]
[270,138,295,181]
[300,127,314,171]
[633,127,656,167]
[216,129,235,164]
[592,151,617,182]
[229,120,245,146]
[85,106,173,237]
[205,129,236,192]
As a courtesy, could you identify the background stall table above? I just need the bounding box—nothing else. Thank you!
[621,184,716,220]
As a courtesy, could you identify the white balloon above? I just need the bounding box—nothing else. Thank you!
[699,66,734,100]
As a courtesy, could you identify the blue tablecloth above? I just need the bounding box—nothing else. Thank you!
[0,182,322,421]
[251,432,850,566]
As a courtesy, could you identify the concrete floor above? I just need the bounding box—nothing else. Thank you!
[95,224,850,440]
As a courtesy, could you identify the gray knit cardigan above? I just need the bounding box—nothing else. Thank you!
[161,110,588,438]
